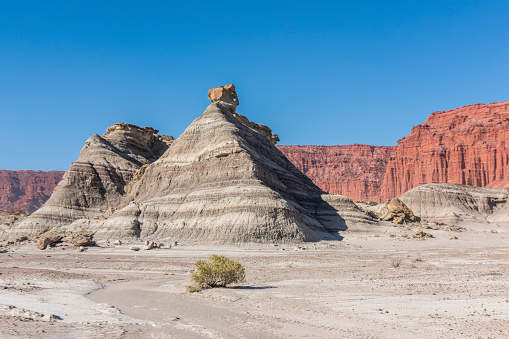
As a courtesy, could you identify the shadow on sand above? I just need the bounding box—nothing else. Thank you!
[231,286,276,290]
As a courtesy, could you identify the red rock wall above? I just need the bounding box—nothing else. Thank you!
[278,145,396,202]
[0,170,65,213]
[279,101,509,202]
[380,101,509,200]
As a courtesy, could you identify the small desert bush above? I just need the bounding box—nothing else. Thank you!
[186,254,245,292]
[391,256,402,268]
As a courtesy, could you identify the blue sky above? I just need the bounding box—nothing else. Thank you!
[1,1,508,170]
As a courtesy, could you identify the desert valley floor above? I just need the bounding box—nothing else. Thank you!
[1,222,508,339]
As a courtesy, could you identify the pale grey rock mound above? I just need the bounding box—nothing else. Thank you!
[399,183,509,226]
[320,194,379,232]
[91,89,376,243]
[7,123,173,239]
[6,84,378,243]
[488,196,509,225]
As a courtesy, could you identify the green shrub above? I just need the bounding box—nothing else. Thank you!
[186,254,245,292]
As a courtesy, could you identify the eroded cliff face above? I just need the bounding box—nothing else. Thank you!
[10,124,173,238]
[380,101,509,201]
[279,101,508,203]
[277,145,396,202]
[0,170,64,213]
[399,183,509,226]
[89,85,376,243]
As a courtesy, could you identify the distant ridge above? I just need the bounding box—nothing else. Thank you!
[279,100,509,202]
[0,170,64,213]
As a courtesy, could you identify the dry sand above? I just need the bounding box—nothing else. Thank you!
[1,223,508,338]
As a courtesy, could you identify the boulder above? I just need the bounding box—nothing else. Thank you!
[37,232,64,250]
[207,84,239,111]
[69,230,95,247]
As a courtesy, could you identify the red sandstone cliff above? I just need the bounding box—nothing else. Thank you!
[0,170,64,213]
[278,145,396,202]
[279,101,509,202]
[380,101,509,200]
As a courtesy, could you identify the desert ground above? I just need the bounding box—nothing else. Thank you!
[1,222,508,339]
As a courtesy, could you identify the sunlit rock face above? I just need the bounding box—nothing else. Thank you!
[93,98,377,243]
[280,101,509,203]
[380,101,509,200]
[399,183,509,226]
[0,170,65,214]
[5,84,377,242]
[278,145,395,202]
[9,123,173,239]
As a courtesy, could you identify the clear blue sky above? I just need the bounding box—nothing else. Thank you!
[1,1,508,170]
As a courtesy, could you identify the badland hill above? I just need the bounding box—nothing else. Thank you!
[5,85,375,242]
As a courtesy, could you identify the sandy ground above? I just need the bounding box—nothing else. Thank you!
[0,223,508,338]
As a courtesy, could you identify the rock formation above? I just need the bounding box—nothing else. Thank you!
[378,198,417,224]
[279,101,509,202]
[399,183,508,226]
[9,124,173,239]
[5,84,377,243]
[0,170,64,213]
[6,101,508,214]
[380,101,509,200]
[277,145,395,202]
[87,85,376,242]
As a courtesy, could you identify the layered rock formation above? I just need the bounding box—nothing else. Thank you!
[279,101,509,202]
[5,84,377,243]
[399,183,508,226]
[380,101,509,200]
[10,124,173,238]
[278,145,395,202]
[89,85,376,242]
[0,170,64,213]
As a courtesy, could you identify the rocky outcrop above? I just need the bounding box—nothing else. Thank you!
[277,145,395,202]
[380,101,509,200]
[208,84,239,112]
[5,84,378,243]
[279,101,508,203]
[378,198,417,224]
[0,170,64,213]
[9,124,173,239]
[399,183,509,226]
[87,85,377,243]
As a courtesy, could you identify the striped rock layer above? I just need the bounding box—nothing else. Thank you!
[90,102,376,243]
[9,123,173,239]
[399,183,509,226]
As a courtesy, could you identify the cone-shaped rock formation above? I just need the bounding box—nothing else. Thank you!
[6,84,377,243]
[92,85,376,242]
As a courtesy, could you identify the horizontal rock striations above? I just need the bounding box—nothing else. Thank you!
[399,183,509,226]
[279,101,509,203]
[277,145,396,202]
[380,101,509,200]
[89,85,377,242]
[0,170,64,213]
[9,124,173,239]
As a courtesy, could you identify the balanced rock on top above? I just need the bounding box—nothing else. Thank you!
[208,84,239,112]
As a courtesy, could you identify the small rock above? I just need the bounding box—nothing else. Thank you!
[112,240,122,246]
[130,246,140,251]
[15,236,28,243]
[78,246,87,252]
[42,314,61,322]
